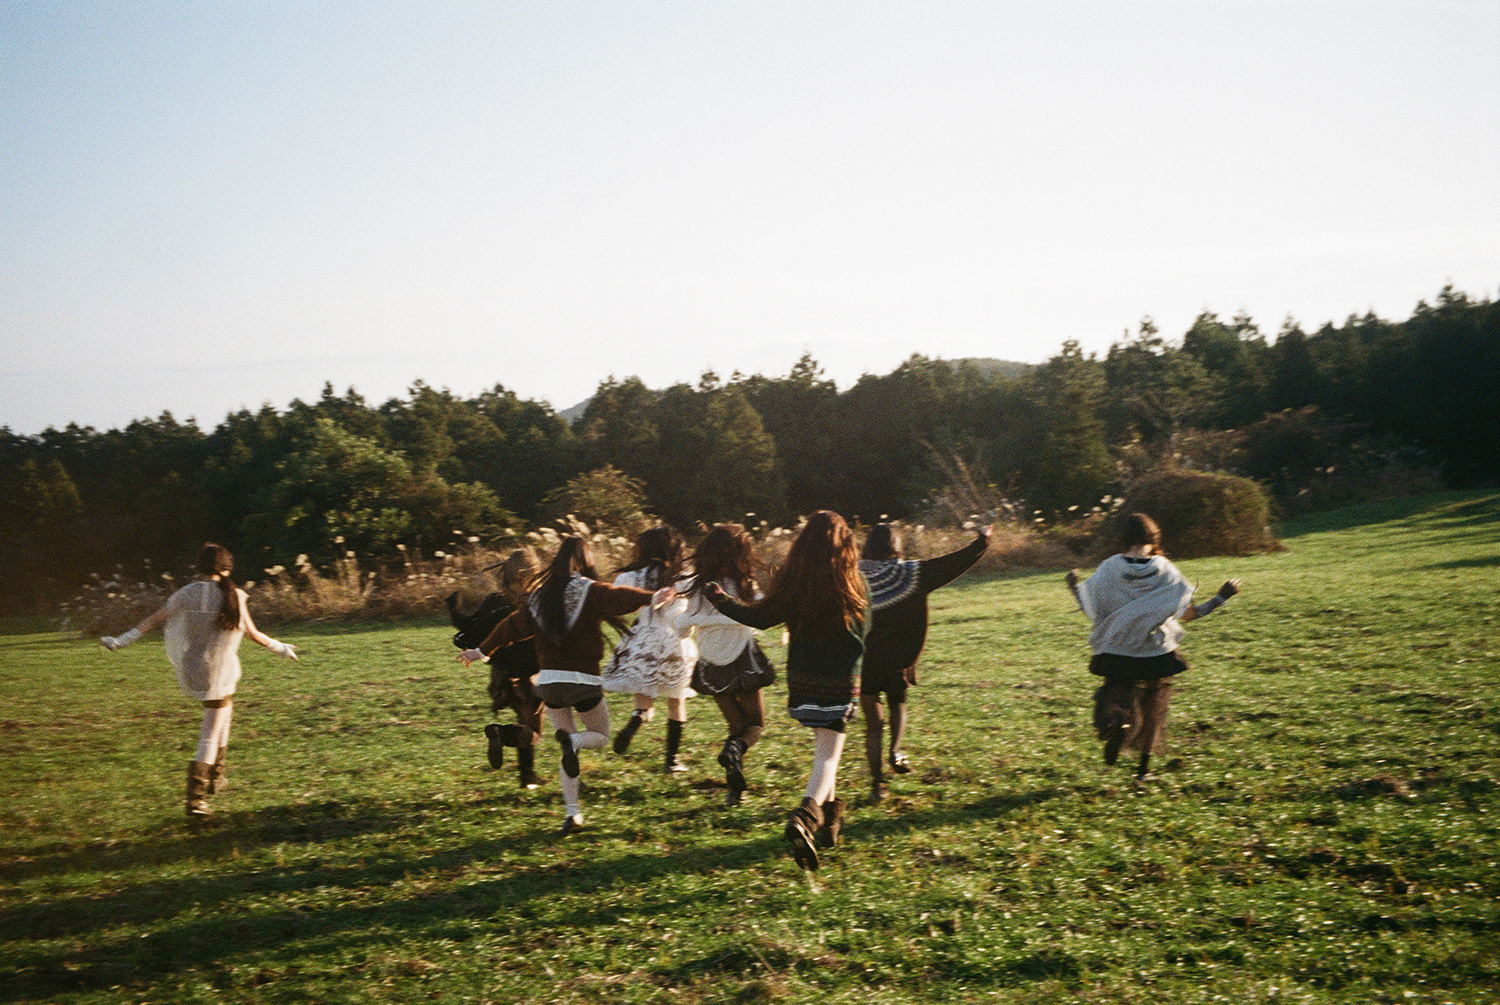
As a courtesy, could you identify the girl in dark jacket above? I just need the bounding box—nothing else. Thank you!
[459,537,663,835]
[858,523,990,801]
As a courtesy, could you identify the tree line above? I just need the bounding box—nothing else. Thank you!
[2,285,1495,614]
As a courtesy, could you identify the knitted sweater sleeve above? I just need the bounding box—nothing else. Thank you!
[916,533,989,595]
[479,604,538,656]
[708,590,789,631]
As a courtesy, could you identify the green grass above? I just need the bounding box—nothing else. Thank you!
[2,490,1497,1004]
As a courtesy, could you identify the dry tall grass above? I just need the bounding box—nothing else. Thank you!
[59,513,1077,633]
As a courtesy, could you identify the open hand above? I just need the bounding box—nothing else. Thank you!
[457,648,486,667]
[652,585,678,610]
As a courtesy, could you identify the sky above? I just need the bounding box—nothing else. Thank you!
[3,1,1497,434]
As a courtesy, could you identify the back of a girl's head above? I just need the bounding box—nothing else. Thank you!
[630,525,683,569]
[1121,512,1163,553]
[692,523,757,593]
[769,510,863,633]
[861,523,902,561]
[196,542,240,629]
[196,542,233,577]
[498,548,539,601]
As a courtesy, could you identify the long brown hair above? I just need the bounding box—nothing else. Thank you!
[528,536,602,642]
[196,542,241,630]
[687,523,760,601]
[761,511,865,635]
[616,524,685,590]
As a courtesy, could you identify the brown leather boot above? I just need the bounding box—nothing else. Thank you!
[186,761,214,817]
[783,797,824,871]
[207,746,228,794]
[817,798,845,848]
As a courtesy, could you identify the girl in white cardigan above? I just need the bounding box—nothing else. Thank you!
[100,542,298,816]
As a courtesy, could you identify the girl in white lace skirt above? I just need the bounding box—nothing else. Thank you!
[603,526,698,773]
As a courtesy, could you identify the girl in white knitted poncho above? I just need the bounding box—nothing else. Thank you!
[1067,513,1240,781]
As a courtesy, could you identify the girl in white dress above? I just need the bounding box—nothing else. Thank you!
[602,526,698,773]
[100,543,298,816]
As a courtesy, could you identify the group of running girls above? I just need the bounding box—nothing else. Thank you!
[100,511,1239,872]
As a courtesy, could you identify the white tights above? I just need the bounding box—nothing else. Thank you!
[803,727,845,804]
[194,700,233,763]
[546,701,612,820]
[630,695,688,722]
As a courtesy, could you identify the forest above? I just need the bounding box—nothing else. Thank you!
[1,285,1496,615]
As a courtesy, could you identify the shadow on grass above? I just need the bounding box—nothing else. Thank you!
[1421,554,1500,570]
[0,780,1073,1002]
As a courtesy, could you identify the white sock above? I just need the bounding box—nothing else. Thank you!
[194,705,231,763]
[559,768,582,819]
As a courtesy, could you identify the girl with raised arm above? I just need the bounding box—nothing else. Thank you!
[1066,512,1240,781]
[705,510,866,871]
[858,522,991,801]
[458,536,660,836]
[675,523,775,806]
[99,542,299,817]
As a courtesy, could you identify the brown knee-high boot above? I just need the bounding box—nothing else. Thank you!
[186,761,214,817]
[207,746,229,794]
[784,797,824,871]
[818,798,846,848]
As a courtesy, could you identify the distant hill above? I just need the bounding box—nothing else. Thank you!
[950,357,1034,381]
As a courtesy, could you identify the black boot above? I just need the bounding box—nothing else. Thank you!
[664,719,687,774]
[485,723,522,769]
[818,798,846,848]
[718,738,747,795]
[613,710,645,754]
[784,797,824,871]
[516,744,542,789]
[556,729,579,779]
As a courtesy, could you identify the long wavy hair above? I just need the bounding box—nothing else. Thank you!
[760,510,865,635]
[686,523,760,602]
[528,537,602,642]
[616,524,685,591]
[196,542,241,631]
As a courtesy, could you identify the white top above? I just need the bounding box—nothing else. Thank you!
[673,580,760,666]
[1076,554,1194,658]
[163,580,247,701]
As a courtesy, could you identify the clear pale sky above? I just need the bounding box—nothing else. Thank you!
[3,1,1497,434]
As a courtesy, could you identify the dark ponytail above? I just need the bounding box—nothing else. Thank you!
[196,542,241,630]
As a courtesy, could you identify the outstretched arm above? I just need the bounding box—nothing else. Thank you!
[98,602,172,650]
[1064,570,1085,613]
[705,582,786,630]
[243,605,298,660]
[1181,579,1240,623]
[916,527,992,593]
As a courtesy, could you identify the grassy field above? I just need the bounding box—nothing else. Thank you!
[1,491,1497,1004]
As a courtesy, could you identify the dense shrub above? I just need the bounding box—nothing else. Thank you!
[1110,470,1281,559]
